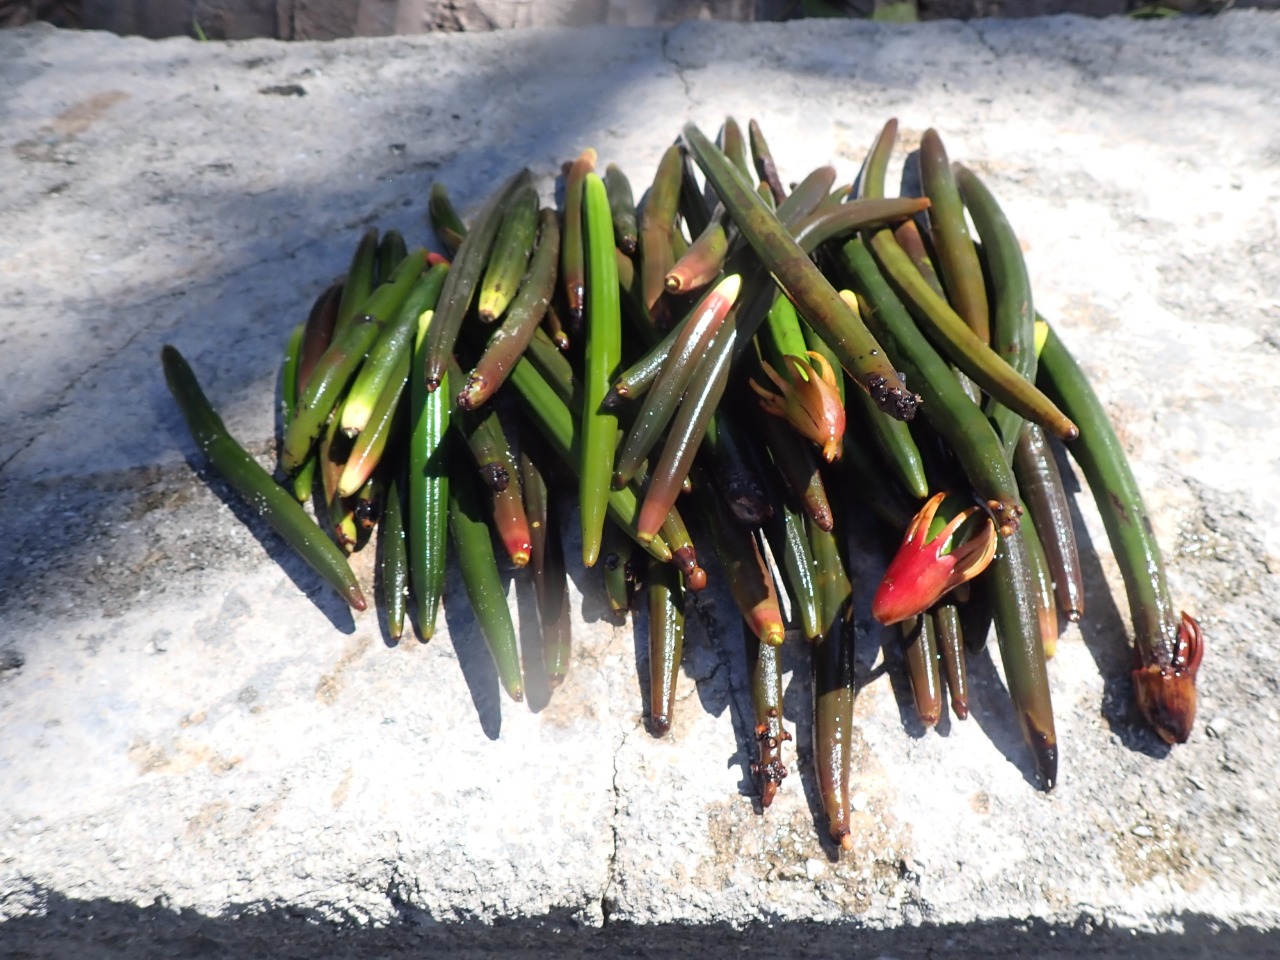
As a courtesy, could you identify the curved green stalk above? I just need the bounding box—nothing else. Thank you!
[161,345,366,611]
[681,122,917,421]
[580,172,622,567]
[1037,323,1201,744]
[449,462,523,703]
[918,129,989,342]
[424,168,529,391]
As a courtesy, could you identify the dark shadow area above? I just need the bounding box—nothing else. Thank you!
[4,888,1280,960]
[514,564,554,714]
[780,637,847,862]
[439,563,504,740]
[166,427,359,638]
[964,644,1045,790]
[1059,466,1172,760]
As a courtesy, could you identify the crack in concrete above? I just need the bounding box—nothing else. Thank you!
[600,721,632,926]
[968,20,1002,66]
[660,28,692,100]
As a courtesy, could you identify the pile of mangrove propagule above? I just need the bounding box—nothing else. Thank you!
[162,118,1205,851]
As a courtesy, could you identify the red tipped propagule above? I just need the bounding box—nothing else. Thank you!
[872,492,997,626]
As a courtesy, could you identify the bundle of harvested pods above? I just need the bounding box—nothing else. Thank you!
[162,117,1204,852]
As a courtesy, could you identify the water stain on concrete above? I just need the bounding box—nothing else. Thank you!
[316,634,374,704]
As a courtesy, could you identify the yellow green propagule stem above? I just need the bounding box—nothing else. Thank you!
[579,172,623,568]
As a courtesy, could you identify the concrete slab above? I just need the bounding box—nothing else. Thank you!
[1,12,1279,956]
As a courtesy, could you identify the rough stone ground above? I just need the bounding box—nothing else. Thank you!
[1,12,1279,957]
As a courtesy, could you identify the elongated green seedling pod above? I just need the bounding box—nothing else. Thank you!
[761,289,809,364]
[478,181,539,324]
[788,196,932,252]
[526,326,578,407]
[810,509,855,846]
[409,311,451,640]
[542,299,571,351]
[428,181,467,257]
[641,144,684,314]
[657,507,706,592]
[424,168,530,392]
[681,122,917,421]
[604,163,638,255]
[919,129,989,343]
[900,613,943,728]
[748,118,787,204]
[893,218,983,405]
[561,148,597,328]
[1014,422,1085,622]
[647,558,685,735]
[520,441,572,688]
[333,228,378,340]
[774,164,837,229]
[848,384,929,502]
[341,262,449,438]
[461,208,560,410]
[377,230,408,285]
[932,601,969,719]
[1022,511,1060,659]
[297,279,342,395]
[679,148,712,241]
[281,248,428,472]
[986,522,1058,789]
[665,209,731,295]
[281,321,318,503]
[749,634,791,807]
[702,479,785,647]
[703,410,774,526]
[602,520,633,617]
[380,474,410,640]
[1037,323,1202,745]
[580,172,623,568]
[756,411,833,532]
[953,161,1038,452]
[635,323,736,543]
[719,117,752,180]
[452,366,532,569]
[606,315,686,406]
[281,322,304,431]
[161,345,366,611]
[449,461,523,703]
[762,492,821,641]
[508,356,671,563]
[857,128,1074,443]
[837,248,1023,534]
[336,347,409,498]
[614,274,741,489]
[836,292,928,501]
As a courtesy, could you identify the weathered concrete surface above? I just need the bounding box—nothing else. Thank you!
[1,12,1279,956]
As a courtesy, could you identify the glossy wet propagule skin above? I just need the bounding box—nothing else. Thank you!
[161,115,1204,860]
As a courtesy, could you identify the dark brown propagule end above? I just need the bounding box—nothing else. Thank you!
[1133,611,1204,745]
[867,373,920,422]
